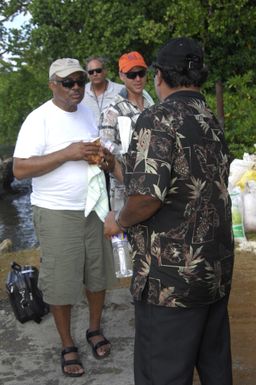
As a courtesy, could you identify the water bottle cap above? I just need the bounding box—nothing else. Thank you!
[111,232,128,243]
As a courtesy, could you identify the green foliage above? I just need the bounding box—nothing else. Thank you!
[164,0,256,82]
[0,67,50,143]
[0,0,256,160]
[0,1,31,59]
[223,72,256,158]
[206,71,256,159]
[25,0,169,73]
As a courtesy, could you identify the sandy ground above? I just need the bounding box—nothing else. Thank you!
[0,247,255,385]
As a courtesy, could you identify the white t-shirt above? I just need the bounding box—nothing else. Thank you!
[13,100,99,210]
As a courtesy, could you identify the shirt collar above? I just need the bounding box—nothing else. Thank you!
[165,90,205,102]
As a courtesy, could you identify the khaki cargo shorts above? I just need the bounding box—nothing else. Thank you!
[32,207,116,305]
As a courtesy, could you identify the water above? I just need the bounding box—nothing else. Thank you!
[112,233,132,278]
[0,179,38,251]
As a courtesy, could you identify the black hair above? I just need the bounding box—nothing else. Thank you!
[156,64,208,88]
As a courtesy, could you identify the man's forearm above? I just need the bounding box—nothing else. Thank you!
[13,150,68,179]
[117,195,161,228]
[13,140,102,180]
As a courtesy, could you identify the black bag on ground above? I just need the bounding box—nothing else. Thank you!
[6,261,49,324]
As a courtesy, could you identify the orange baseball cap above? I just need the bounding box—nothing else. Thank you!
[119,51,147,73]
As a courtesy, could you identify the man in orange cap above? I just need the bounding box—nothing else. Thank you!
[99,51,154,210]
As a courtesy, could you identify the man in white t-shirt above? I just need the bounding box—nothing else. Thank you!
[13,58,116,377]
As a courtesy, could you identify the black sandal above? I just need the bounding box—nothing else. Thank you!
[61,346,84,377]
[86,329,111,359]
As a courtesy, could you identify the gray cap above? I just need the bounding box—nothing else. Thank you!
[49,58,85,78]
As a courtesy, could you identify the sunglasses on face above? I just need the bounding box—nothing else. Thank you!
[124,69,147,80]
[87,68,103,75]
[55,78,86,89]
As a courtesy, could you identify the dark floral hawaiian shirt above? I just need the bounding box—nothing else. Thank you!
[124,90,234,308]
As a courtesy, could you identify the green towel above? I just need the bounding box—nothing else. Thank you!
[84,165,109,222]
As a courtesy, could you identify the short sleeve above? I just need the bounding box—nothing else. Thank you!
[13,109,46,158]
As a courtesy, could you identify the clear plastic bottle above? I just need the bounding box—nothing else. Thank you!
[101,139,122,155]
[103,138,132,277]
[111,232,132,278]
[113,184,125,212]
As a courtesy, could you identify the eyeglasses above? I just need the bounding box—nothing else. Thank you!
[124,69,147,80]
[55,78,86,89]
[87,68,103,75]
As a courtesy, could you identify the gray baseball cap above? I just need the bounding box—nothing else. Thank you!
[49,58,85,78]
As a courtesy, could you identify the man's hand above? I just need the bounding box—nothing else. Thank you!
[104,211,121,239]
[104,195,162,240]
[99,147,124,183]
[65,141,102,164]
[99,147,116,172]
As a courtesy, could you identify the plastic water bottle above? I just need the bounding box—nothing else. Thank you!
[104,137,132,278]
[111,232,132,278]
[101,139,122,155]
[113,184,125,212]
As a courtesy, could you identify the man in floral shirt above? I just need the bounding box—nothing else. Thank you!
[104,37,234,385]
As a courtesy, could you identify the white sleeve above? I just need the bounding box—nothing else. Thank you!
[13,109,46,158]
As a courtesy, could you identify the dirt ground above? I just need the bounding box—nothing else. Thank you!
[0,246,255,384]
[228,248,256,384]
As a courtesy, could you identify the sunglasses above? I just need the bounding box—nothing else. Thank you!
[87,68,103,75]
[124,69,147,80]
[55,78,86,89]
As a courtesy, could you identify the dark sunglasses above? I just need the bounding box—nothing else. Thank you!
[55,78,86,89]
[87,68,103,75]
[124,69,147,80]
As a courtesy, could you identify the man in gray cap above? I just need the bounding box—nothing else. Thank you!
[104,38,234,385]
[13,58,116,377]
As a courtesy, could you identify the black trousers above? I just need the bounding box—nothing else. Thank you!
[134,296,233,385]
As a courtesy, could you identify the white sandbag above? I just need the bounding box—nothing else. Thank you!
[236,169,256,190]
[230,187,246,242]
[243,152,256,162]
[243,181,256,232]
[229,158,254,188]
